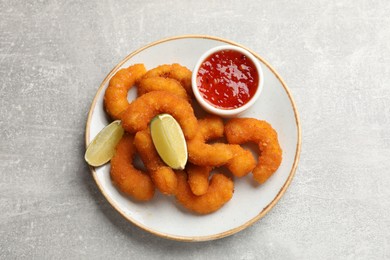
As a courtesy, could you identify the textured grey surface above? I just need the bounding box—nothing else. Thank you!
[1,0,389,259]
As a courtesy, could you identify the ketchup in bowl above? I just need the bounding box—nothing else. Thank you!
[192,45,263,117]
[196,50,259,109]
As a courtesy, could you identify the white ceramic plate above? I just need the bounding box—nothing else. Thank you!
[85,35,301,242]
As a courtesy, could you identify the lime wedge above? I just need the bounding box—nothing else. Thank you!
[85,120,124,167]
[150,114,188,170]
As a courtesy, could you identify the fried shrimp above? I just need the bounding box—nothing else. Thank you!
[175,171,234,214]
[187,116,256,177]
[225,118,282,184]
[138,77,190,101]
[104,64,147,119]
[121,91,198,140]
[134,129,177,195]
[187,164,212,196]
[110,133,154,201]
[142,63,193,96]
[187,116,234,166]
[225,145,256,177]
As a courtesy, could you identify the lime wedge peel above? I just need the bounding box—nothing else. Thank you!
[150,114,188,170]
[85,120,124,167]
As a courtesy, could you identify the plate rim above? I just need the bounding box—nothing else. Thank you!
[85,34,302,242]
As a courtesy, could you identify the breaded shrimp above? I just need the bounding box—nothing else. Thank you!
[175,171,234,215]
[187,116,234,166]
[110,133,155,201]
[134,129,177,195]
[225,145,256,177]
[186,164,212,196]
[120,91,198,140]
[104,64,146,119]
[225,118,282,184]
[142,63,193,96]
[138,77,190,101]
[187,116,256,177]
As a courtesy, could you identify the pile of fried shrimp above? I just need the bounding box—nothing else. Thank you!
[103,63,282,215]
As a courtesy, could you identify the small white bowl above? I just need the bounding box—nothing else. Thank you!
[192,45,264,117]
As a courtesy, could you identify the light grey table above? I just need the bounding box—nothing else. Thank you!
[1,1,389,259]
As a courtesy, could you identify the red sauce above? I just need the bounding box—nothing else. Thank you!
[196,49,259,109]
